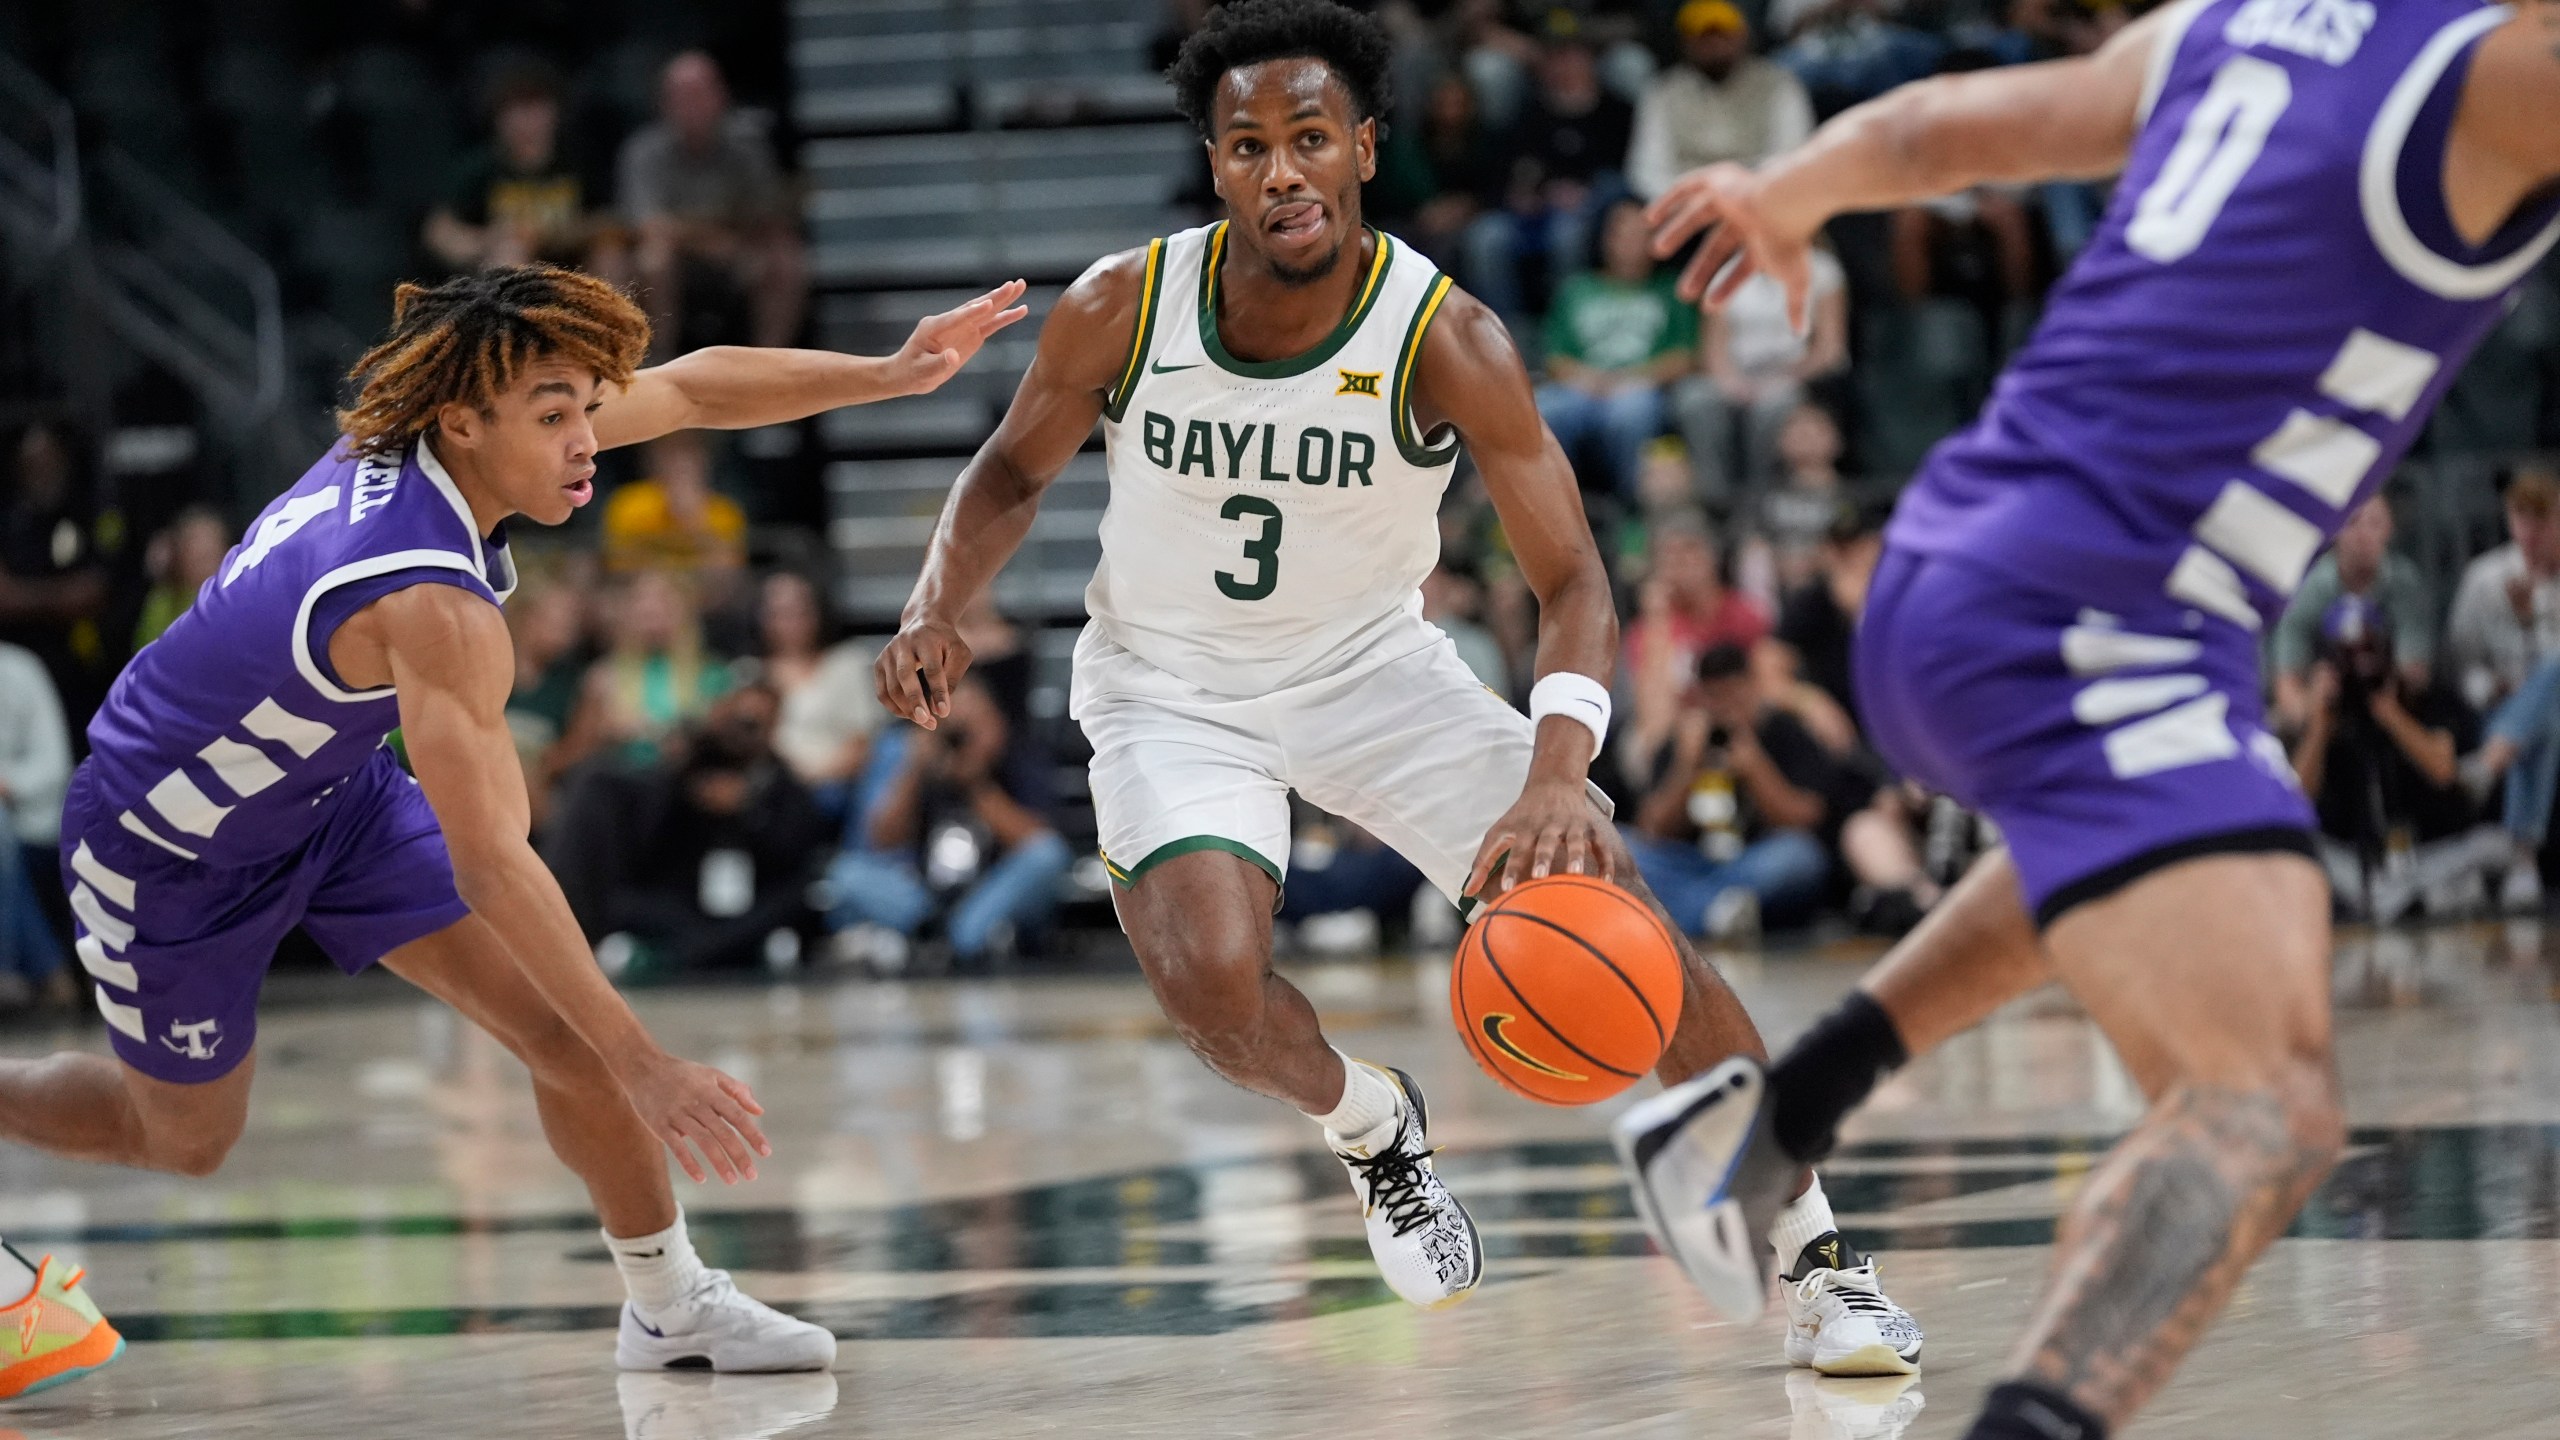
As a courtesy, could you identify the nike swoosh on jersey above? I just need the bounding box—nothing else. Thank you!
[1149,359,1202,374]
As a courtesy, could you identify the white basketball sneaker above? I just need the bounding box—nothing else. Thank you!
[1329,1065,1483,1309]
[616,1269,838,1373]
[1780,1234,1923,1376]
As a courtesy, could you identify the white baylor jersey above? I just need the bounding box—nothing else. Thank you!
[1089,222,1463,694]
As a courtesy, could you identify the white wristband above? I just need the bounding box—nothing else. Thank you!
[1528,671,1612,756]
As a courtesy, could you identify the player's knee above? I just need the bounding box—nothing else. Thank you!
[1148,946,1269,1070]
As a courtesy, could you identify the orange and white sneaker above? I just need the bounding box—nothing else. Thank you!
[0,1256,123,1399]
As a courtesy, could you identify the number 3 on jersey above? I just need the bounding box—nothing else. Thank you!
[1216,494,1283,601]
[2128,55,2293,263]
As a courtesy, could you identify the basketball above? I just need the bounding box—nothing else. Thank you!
[1451,875,1686,1105]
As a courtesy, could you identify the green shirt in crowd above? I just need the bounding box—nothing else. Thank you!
[1543,272,1697,375]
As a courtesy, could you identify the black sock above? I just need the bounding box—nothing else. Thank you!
[1965,1382,2108,1440]
[1766,990,1907,1165]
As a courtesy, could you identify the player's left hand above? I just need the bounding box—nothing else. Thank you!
[893,280,1032,395]
[1464,777,1618,898]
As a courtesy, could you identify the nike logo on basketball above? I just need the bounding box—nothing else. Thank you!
[1149,359,1201,374]
[1479,1013,1587,1081]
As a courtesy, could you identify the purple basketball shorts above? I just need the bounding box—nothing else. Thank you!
[1854,546,2316,926]
[58,745,471,1083]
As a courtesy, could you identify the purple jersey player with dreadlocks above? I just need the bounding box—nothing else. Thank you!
[1612,1,2560,1437]
[0,265,1023,1397]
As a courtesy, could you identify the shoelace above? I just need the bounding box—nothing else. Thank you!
[1795,1264,1897,1317]
[1341,1144,1444,1239]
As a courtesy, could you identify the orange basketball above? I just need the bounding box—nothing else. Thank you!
[1450,874,1686,1105]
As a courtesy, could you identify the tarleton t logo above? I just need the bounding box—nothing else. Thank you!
[1479,1013,1586,1081]
[1336,369,1381,398]
[162,1018,222,1060]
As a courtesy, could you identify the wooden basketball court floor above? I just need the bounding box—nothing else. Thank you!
[0,921,2556,1439]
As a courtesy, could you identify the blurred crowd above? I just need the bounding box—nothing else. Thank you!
[5,0,2560,1014]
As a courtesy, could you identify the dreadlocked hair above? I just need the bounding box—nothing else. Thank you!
[337,264,651,457]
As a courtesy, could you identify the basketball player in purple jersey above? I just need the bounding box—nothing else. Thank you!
[1612,1,2560,1435]
[0,264,1025,1392]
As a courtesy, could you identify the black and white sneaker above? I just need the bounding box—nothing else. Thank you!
[1782,1233,1923,1375]
[1610,1056,1798,1322]
[1329,1065,1483,1309]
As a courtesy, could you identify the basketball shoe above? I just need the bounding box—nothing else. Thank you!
[616,1269,838,1373]
[1328,1066,1482,1308]
[0,1254,123,1398]
[1610,1056,1797,1321]
[1781,1234,1922,1376]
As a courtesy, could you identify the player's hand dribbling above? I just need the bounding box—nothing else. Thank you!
[622,1054,772,1185]
[892,280,1032,395]
[1464,777,1617,899]
[875,614,973,730]
[1646,162,1818,331]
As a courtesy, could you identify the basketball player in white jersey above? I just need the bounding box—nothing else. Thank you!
[875,0,1920,1373]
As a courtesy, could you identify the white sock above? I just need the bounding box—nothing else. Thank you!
[1311,1050,1403,1147]
[1769,1173,1841,1273]
[605,1211,709,1312]
[0,1240,36,1304]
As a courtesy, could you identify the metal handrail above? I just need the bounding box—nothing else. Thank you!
[0,49,81,257]
[88,146,289,430]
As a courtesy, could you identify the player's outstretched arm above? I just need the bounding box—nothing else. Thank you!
[1647,4,2170,317]
[368,584,772,1186]
[1417,290,1622,897]
[875,250,1144,729]
[592,281,1030,452]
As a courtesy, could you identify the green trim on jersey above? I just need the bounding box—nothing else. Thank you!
[1391,273,1463,466]
[1104,835,1284,890]
[1196,223,1396,380]
[1103,238,1170,422]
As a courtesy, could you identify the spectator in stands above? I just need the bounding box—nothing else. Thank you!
[1465,25,1635,334]
[1679,243,1850,498]
[505,580,596,824]
[1626,0,1814,201]
[1423,558,1510,694]
[424,62,621,276]
[1624,511,1769,775]
[602,430,748,592]
[132,506,231,650]
[2271,495,2433,735]
[1772,0,1946,116]
[1626,643,1851,938]
[828,679,1072,971]
[1369,74,1507,271]
[1759,498,1883,751]
[619,50,810,356]
[0,422,109,713]
[0,641,73,1015]
[1536,200,1696,499]
[597,681,831,977]
[561,569,733,772]
[1752,403,1854,597]
[761,570,885,790]
[2446,466,2560,716]
[2287,596,2496,920]
[1280,812,1429,954]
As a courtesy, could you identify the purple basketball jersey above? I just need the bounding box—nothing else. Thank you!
[82,440,515,869]
[1891,0,2560,624]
